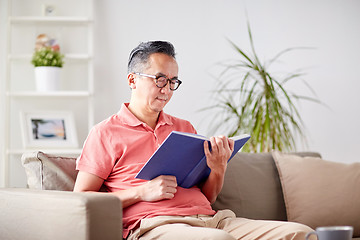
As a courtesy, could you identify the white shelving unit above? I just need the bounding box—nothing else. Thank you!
[3,0,94,187]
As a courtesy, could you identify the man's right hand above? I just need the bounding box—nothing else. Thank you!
[115,175,177,207]
[74,171,178,209]
[139,175,178,202]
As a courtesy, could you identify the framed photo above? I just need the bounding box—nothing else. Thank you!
[20,111,78,149]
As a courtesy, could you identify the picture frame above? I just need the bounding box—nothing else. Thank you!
[20,111,78,149]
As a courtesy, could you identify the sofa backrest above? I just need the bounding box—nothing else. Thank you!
[21,151,321,222]
[212,152,321,221]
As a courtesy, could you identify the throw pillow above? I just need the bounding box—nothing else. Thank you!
[21,151,78,191]
[272,151,360,237]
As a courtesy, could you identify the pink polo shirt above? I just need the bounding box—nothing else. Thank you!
[76,103,215,238]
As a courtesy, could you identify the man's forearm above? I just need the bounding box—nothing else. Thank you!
[110,188,143,208]
[201,136,233,204]
[201,170,225,204]
[112,175,178,208]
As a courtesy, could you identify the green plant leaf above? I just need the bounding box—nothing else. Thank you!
[31,47,64,67]
[203,19,322,153]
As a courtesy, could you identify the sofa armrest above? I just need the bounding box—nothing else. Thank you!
[0,188,122,240]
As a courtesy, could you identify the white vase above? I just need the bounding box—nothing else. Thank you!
[34,66,61,92]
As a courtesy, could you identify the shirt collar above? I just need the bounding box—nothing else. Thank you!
[157,110,173,127]
[118,103,173,128]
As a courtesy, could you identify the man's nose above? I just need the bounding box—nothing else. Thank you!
[160,81,171,93]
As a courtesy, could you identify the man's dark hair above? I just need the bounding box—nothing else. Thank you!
[128,41,176,73]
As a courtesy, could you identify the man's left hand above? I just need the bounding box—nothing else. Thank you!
[201,135,234,203]
[204,136,235,175]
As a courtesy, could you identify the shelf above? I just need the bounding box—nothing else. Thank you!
[7,91,92,97]
[3,0,94,188]
[7,148,82,155]
[9,54,92,61]
[9,16,91,24]
[65,54,93,60]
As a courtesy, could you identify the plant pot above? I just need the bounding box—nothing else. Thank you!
[34,66,61,92]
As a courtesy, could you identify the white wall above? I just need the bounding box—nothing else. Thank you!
[1,0,359,187]
[1,0,9,187]
[93,0,360,163]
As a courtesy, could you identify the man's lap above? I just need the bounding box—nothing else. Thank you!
[127,210,314,240]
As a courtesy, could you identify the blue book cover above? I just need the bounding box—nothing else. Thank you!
[135,131,250,188]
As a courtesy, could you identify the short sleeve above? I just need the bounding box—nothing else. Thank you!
[76,126,116,180]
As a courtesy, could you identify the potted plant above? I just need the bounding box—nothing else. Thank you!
[205,22,321,152]
[31,34,64,92]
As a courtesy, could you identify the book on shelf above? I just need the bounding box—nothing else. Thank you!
[136,131,250,188]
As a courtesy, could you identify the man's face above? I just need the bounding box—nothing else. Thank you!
[133,53,178,113]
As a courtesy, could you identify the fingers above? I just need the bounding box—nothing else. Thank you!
[228,139,235,152]
[153,175,177,199]
[209,136,233,154]
[141,175,178,202]
[156,175,177,182]
[204,140,211,157]
[156,175,177,187]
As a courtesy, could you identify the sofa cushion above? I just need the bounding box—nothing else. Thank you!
[212,152,286,220]
[272,151,360,237]
[21,151,78,191]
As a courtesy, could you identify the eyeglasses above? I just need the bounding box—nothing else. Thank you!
[134,72,182,91]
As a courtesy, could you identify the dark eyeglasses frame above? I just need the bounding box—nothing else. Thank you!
[134,72,182,91]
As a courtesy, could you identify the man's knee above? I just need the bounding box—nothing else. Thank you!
[283,222,314,240]
[170,227,235,240]
[203,228,236,240]
[139,225,236,240]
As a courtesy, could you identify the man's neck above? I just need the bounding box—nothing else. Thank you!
[127,103,159,130]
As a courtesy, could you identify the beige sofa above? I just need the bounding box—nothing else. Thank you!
[0,151,359,240]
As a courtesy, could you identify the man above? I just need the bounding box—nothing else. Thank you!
[74,41,313,240]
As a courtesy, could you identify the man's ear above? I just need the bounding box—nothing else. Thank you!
[127,73,136,89]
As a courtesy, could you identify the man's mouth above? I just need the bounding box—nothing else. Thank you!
[156,97,168,102]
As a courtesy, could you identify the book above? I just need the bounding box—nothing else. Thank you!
[135,131,250,188]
